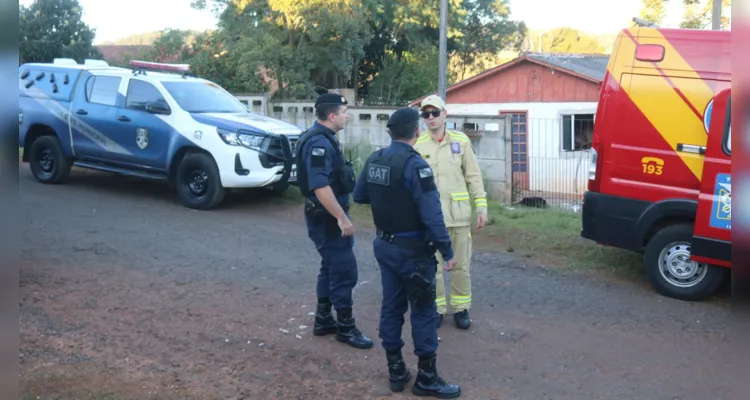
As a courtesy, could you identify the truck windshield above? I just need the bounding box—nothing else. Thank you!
[161,81,248,113]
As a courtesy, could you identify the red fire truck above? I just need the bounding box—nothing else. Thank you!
[580,25,731,301]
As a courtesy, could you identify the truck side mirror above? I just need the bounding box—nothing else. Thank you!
[146,101,171,115]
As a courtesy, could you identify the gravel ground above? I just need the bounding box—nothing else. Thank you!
[19,166,731,400]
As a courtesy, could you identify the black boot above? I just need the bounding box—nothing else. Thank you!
[453,310,471,330]
[335,310,374,349]
[386,349,412,392]
[437,314,444,329]
[313,301,337,336]
[412,356,461,398]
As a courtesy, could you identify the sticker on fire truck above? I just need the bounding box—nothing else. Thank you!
[709,173,731,230]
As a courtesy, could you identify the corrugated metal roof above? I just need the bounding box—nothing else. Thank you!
[525,53,610,81]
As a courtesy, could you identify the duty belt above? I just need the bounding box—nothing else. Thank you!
[376,229,434,252]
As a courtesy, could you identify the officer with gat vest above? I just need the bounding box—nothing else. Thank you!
[295,93,373,350]
[354,107,461,398]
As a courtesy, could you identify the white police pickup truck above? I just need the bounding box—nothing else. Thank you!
[18,59,302,210]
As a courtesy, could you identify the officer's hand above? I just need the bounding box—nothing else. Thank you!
[444,257,457,271]
[338,216,355,236]
[476,212,488,229]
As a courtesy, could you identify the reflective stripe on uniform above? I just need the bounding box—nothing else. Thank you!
[451,295,471,305]
[436,296,447,306]
[450,191,470,201]
[474,197,487,207]
[448,131,470,143]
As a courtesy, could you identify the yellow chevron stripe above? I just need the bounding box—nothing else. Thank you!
[632,29,715,116]
[618,30,708,180]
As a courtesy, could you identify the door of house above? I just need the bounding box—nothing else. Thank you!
[500,111,529,198]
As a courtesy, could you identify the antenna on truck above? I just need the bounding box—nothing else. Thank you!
[632,17,660,27]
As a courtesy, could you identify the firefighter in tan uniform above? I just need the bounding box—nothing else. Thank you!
[414,95,488,330]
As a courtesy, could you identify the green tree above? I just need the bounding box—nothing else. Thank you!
[540,27,606,54]
[680,0,730,29]
[639,0,667,25]
[637,0,730,29]
[190,0,526,103]
[19,0,102,64]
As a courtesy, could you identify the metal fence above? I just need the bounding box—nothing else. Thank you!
[509,117,594,213]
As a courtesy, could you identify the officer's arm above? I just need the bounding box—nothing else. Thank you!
[307,139,348,220]
[408,157,454,261]
[352,161,370,204]
[462,141,488,214]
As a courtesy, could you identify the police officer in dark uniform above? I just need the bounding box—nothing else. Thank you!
[353,107,461,398]
[295,93,373,350]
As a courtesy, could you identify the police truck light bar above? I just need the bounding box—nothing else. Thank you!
[129,60,191,73]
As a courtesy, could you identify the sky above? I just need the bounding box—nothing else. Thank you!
[20,0,689,44]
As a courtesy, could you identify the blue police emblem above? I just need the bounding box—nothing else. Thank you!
[451,142,460,154]
[709,173,731,230]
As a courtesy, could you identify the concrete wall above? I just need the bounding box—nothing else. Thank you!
[232,95,514,204]
[445,101,596,195]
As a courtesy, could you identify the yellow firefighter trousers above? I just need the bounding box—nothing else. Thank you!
[434,225,472,314]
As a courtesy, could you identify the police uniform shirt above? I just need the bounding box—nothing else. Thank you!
[301,121,350,207]
[353,141,454,262]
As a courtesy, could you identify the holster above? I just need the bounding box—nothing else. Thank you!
[305,198,349,237]
[408,260,436,309]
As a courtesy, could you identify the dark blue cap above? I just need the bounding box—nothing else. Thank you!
[315,93,348,108]
[387,107,420,128]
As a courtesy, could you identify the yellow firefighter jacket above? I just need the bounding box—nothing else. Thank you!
[414,129,488,228]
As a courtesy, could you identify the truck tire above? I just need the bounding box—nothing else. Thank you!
[643,223,726,301]
[175,152,226,210]
[28,135,71,184]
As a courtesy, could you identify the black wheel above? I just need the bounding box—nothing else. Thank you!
[265,181,289,195]
[28,135,71,184]
[643,223,726,301]
[175,152,226,210]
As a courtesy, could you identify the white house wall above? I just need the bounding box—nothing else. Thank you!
[446,102,596,196]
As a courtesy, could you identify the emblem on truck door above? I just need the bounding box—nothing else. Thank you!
[136,127,149,150]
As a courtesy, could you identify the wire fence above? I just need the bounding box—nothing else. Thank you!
[508,117,594,213]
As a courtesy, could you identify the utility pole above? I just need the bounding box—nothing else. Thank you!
[438,0,448,100]
[711,0,723,30]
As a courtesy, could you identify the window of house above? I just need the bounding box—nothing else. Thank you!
[561,113,594,151]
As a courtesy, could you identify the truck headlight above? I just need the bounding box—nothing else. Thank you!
[217,128,240,145]
[217,128,267,151]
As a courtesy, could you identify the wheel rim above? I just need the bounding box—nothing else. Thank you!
[184,167,209,197]
[657,241,708,288]
[35,146,55,177]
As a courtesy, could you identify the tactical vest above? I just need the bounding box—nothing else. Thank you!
[295,128,356,198]
[364,147,423,233]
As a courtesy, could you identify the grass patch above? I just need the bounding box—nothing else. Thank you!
[480,201,642,276]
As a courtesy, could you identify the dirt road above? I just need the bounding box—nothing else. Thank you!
[19,167,730,400]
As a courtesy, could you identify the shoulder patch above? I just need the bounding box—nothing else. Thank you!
[310,145,327,167]
[366,163,391,186]
[418,166,436,192]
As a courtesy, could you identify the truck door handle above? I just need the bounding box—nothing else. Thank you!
[676,143,706,155]
[75,109,87,115]
[117,115,131,122]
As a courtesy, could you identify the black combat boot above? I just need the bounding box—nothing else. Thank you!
[412,356,461,398]
[453,310,471,330]
[385,349,412,392]
[313,300,337,336]
[335,309,374,349]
